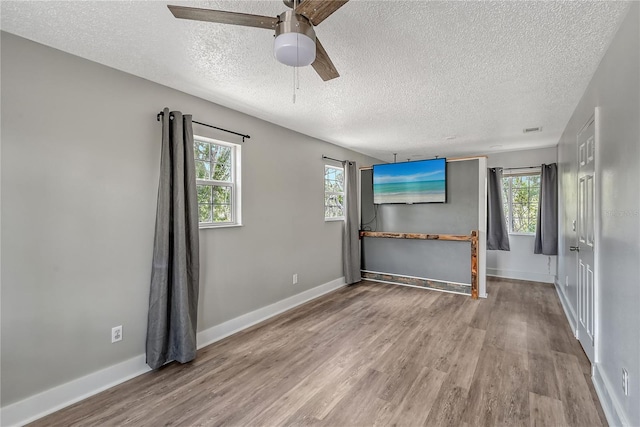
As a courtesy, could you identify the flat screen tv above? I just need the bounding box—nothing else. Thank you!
[373,158,447,204]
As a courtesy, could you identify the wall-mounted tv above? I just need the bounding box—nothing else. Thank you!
[373,158,447,204]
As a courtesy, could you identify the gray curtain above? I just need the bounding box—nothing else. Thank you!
[342,161,361,284]
[146,108,200,370]
[487,167,510,251]
[535,163,558,255]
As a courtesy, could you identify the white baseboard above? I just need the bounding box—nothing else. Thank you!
[487,268,555,284]
[552,281,632,426]
[593,363,629,426]
[0,277,346,427]
[0,355,150,427]
[197,276,346,348]
[553,277,578,336]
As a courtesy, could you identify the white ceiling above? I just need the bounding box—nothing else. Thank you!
[0,1,631,161]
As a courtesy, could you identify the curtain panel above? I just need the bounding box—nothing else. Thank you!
[487,167,511,251]
[146,108,200,369]
[534,163,558,255]
[342,161,361,284]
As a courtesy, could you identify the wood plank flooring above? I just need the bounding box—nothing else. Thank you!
[30,278,607,426]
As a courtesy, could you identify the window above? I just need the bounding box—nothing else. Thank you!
[194,136,241,227]
[324,165,345,220]
[502,172,540,234]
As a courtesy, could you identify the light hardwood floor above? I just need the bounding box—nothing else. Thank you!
[30,279,607,426]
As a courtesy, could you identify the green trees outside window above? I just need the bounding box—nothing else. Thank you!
[324,165,345,219]
[502,174,540,234]
[194,138,239,225]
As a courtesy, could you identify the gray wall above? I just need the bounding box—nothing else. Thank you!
[361,160,479,284]
[556,4,639,425]
[487,147,558,283]
[0,32,379,406]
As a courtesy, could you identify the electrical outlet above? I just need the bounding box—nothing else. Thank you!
[112,325,122,343]
[293,273,298,285]
[622,368,629,396]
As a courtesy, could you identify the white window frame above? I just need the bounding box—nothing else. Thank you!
[502,169,540,235]
[195,135,242,229]
[324,164,345,221]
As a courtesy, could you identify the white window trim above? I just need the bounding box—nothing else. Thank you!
[324,164,345,221]
[195,135,242,229]
[325,216,345,222]
[503,169,540,235]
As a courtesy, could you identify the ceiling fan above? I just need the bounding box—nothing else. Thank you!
[167,0,349,81]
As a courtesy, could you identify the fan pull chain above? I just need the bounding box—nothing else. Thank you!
[292,0,300,104]
[296,34,301,91]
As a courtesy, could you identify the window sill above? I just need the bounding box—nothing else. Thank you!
[199,223,243,230]
[509,232,535,237]
[325,217,345,222]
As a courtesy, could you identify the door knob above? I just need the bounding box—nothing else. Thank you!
[570,246,580,252]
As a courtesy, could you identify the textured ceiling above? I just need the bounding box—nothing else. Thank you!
[0,1,631,161]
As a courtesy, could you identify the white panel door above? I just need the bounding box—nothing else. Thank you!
[575,117,596,363]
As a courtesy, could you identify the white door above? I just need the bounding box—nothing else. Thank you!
[575,117,596,363]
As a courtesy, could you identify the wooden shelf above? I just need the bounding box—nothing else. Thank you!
[360,230,479,299]
[359,231,472,242]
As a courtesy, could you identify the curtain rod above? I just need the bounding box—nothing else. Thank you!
[157,111,250,142]
[322,155,345,163]
[502,166,540,170]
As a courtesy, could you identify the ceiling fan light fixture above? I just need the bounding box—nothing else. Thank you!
[274,32,316,66]
[274,10,316,67]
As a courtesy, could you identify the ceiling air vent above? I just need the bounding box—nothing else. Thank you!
[523,127,542,133]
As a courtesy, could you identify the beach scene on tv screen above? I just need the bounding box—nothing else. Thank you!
[373,160,446,204]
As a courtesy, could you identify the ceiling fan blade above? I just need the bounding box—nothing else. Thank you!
[295,0,349,26]
[167,5,278,30]
[312,37,339,81]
